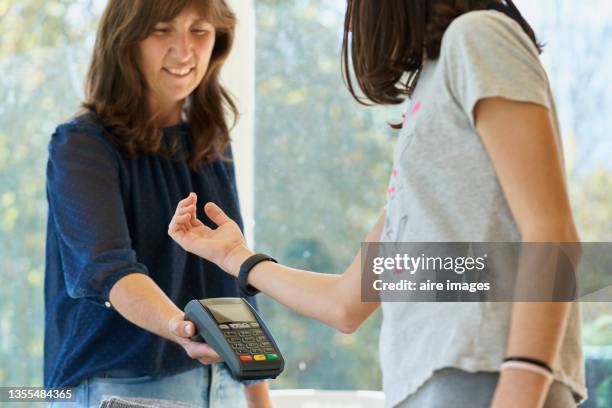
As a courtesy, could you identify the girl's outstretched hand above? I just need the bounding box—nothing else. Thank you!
[168,193,251,276]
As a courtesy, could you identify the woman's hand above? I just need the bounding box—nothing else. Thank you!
[168,193,252,276]
[167,313,224,365]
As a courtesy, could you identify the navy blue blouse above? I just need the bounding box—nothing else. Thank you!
[44,113,256,387]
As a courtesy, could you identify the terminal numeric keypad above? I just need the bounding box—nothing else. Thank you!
[219,322,279,362]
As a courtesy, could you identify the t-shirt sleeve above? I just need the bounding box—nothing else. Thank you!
[440,10,551,127]
[46,120,149,306]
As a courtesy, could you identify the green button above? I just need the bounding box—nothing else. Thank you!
[266,354,278,360]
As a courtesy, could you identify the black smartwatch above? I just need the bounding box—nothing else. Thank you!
[238,253,277,296]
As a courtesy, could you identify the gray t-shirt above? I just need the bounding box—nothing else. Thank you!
[380,10,586,408]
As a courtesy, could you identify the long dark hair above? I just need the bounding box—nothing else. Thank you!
[342,0,542,106]
[82,0,237,169]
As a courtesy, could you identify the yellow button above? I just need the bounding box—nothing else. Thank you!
[253,355,266,361]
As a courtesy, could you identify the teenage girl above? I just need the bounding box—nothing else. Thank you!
[168,1,586,407]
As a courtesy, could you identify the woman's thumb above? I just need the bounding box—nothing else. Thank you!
[169,315,194,338]
[204,202,231,226]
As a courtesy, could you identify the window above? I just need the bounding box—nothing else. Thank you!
[252,0,396,390]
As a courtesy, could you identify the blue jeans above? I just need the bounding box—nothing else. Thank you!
[49,364,246,408]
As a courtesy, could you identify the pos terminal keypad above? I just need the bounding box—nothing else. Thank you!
[219,322,280,361]
[185,298,284,380]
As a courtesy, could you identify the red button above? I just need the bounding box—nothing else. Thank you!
[240,356,253,361]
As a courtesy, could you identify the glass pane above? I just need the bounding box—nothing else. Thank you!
[0,0,102,388]
[254,0,400,390]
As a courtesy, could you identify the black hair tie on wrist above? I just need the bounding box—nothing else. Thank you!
[503,356,554,374]
[238,253,277,297]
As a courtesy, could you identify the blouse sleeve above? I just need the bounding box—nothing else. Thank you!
[46,120,149,306]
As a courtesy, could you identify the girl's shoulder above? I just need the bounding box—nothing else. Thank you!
[446,9,521,37]
[442,9,538,55]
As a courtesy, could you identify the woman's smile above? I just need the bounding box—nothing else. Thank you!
[163,66,195,77]
[138,3,217,123]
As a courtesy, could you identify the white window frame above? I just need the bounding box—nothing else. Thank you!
[222,0,256,246]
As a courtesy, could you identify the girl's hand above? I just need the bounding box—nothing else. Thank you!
[168,193,251,276]
[490,369,551,408]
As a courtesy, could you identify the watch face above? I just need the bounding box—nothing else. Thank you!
[206,303,256,323]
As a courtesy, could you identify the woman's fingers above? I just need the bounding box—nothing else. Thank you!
[204,202,232,227]
[194,344,224,364]
[168,314,195,338]
[169,315,223,364]
[198,356,223,365]
[183,341,224,364]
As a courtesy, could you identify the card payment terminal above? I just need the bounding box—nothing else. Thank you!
[184,298,284,380]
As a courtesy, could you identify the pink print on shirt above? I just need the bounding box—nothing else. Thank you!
[388,168,398,196]
[401,102,421,127]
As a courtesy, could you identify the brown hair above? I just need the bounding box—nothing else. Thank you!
[342,0,542,107]
[82,0,237,169]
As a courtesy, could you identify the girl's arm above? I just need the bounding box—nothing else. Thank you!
[474,97,578,408]
[169,194,384,333]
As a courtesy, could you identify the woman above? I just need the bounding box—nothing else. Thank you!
[169,0,586,407]
[44,0,271,407]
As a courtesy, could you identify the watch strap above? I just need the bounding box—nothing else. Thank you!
[238,253,277,296]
